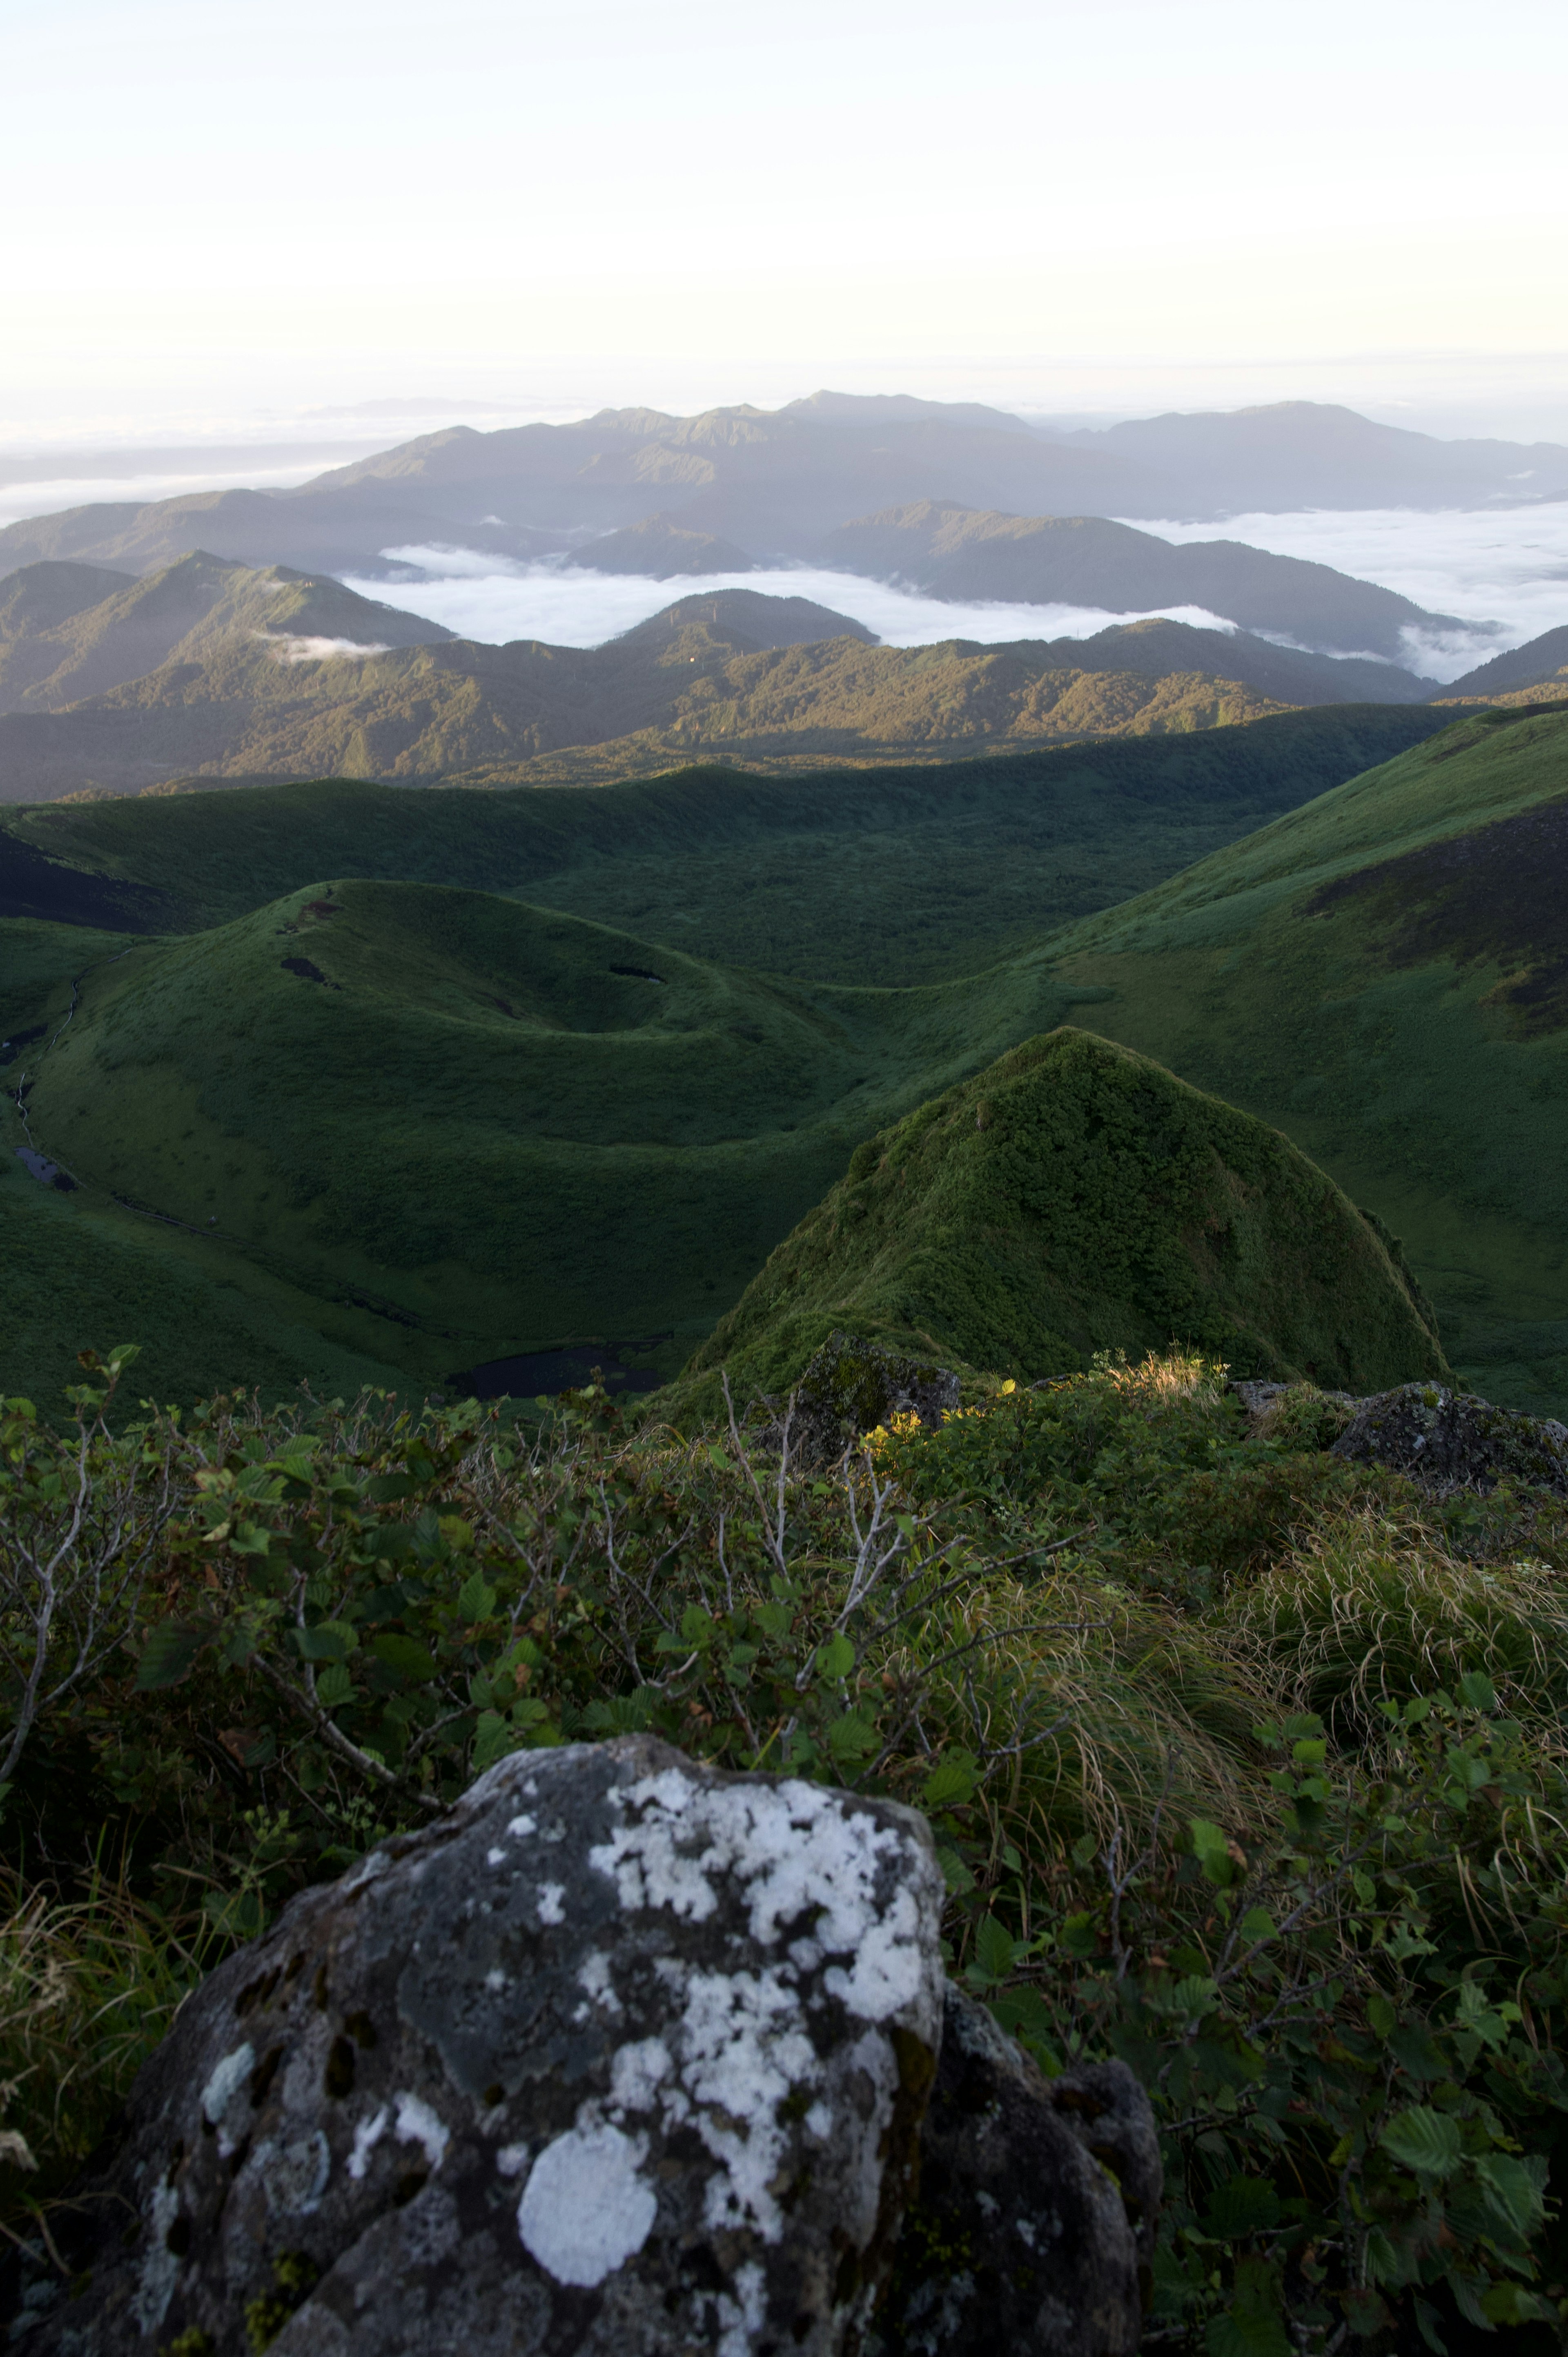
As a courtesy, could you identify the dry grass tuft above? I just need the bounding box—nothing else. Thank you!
[1218,1506,1568,1739]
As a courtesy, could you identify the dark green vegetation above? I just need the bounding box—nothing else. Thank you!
[0,708,1461,1412]
[0,702,1456,977]
[6,1354,1568,2356]
[672,1029,1447,1417]
[2,701,1559,1416]
[1034,707,1568,1412]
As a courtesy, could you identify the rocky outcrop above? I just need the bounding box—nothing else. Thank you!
[872,1988,1158,2357]
[10,1738,947,2357]
[751,1331,960,1465]
[1331,1381,1568,1496]
[6,1737,1159,2357]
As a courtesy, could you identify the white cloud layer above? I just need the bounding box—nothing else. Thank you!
[344,554,1238,654]
[262,634,393,662]
[1132,505,1568,678]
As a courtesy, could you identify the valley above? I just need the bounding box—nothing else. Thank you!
[3,699,1563,1418]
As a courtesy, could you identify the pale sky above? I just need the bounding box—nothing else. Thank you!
[4,0,1567,443]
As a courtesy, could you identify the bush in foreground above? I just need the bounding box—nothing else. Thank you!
[2,1347,1566,2353]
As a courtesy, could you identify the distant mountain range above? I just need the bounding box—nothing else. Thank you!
[0,395,1558,667]
[0,554,1471,802]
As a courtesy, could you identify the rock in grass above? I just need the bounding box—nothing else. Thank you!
[9,1738,944,2357]
[749,1330,960,1465]
[1331,1381,1568,1496]
[873,1987,1156,2357]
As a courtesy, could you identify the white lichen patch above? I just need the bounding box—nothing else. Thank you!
[715,2259,769,2357]
[577,1950,621,2015]
[393,2091,451,2172]
[200,2042,254,2124]
[347,2106,388,2181]
[199,2041,255,2156]
[517,2119,657,2287]
[588,1772,940,2031]
[536,1882,566,1924]
[486,1847,508,1867]
[131,2180,183,2335]
[495,2141,530,2178]
[506,1813,536,1837]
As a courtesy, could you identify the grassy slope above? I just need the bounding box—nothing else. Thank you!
[1029,708,1568,1409]
[2,705,1454,985]
[667,1027,1447,1414]
[4,880,1089,1397]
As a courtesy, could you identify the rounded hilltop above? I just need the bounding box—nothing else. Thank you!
[666,1026,1448,1418]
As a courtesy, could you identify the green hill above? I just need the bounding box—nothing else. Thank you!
[666,1026,1447,1416]
[1029,707,1568,1410]
[0,879,1083,1401]
[0,705,1456,988]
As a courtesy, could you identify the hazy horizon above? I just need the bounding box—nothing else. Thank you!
[4,0,1567,453]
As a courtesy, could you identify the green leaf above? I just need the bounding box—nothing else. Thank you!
[1458,1670,1497,1713]
[1206,2258,1290,2357]
[1189,1817,1235,1886]
[457,1572,497,1623]
[135,1619,209,1692]
[471,1710,517,1771]
[294,1620,358,1662]
[1380,2105,1464,2179]
[368,1632,436,1686]
[973,1915,1018,1982]
[815,1632,855,1681]
[922,1756,979,1810]
[1205,2179,1282,2239]
[824,1710,876,1761]
[315,1664,354,1708]
[1472,2152,1548,2240]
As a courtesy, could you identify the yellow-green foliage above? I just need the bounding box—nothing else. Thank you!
[672,1027,1447,1412]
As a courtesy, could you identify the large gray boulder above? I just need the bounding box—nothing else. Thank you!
[1331,1381,1568,1496]
[871,1988,1158,2357]
[11,1738,947,2356]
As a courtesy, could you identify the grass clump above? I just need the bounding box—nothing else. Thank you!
[1223,1507,1568,1739]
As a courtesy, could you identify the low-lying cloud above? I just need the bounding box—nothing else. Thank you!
[260,633,392,662]
[1132,505,1568,680]
[343,553,1238,652]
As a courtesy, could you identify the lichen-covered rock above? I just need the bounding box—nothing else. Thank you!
[9,1737,945,2357]
[751,1331,960,1465]
[1331,1382,1568,1496]
[871,1987,1155,2357]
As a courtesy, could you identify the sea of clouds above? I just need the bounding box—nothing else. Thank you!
[340,503,1568,678]
[340,551,1237,653]
[1136,505,1568,678]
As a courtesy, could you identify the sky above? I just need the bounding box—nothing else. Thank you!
[3,0,1568,449]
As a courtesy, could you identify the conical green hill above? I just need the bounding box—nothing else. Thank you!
[669,1027,1448,1410]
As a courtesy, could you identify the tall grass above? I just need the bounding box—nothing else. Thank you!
[1219,1505,1568,1738]
[0,1873,204,2203]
